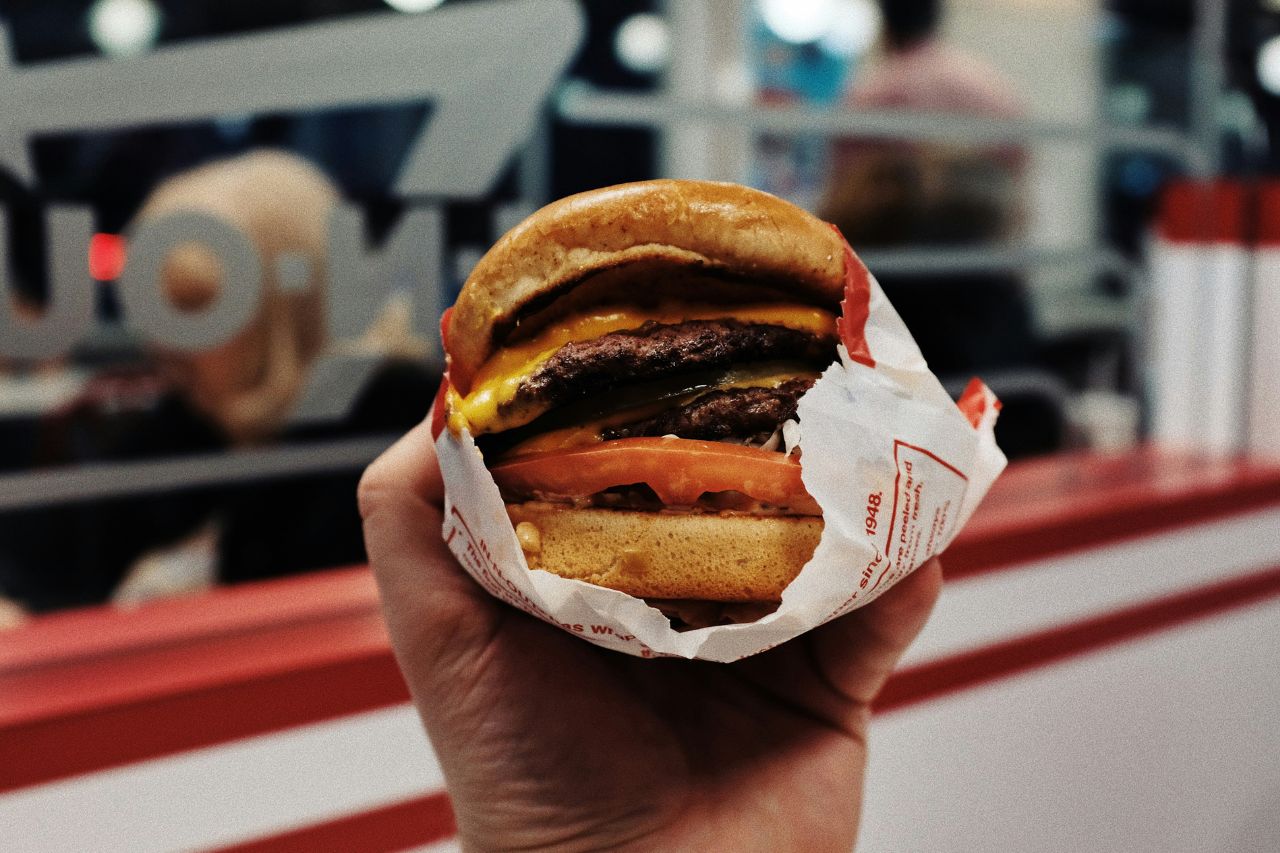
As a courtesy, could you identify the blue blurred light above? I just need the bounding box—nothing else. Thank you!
[1118,157,1162,198]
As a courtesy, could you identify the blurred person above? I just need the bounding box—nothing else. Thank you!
[818,0,1067,458]
[110,150,339,601]
[0,151,437,614]
[359,418,943,851]
[118,150,437,599]
[137,150,336,445]
[821,0,1027,250]
[820,0,1040,389]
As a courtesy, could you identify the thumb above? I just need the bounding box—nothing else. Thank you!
[813,558,943,708]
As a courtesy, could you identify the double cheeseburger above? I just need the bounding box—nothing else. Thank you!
[442,180,848,626]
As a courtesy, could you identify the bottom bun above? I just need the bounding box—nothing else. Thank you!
[506,501,823,602]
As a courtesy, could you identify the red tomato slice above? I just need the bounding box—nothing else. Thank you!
[489,437,819,513]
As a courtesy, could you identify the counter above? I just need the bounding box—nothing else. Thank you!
[4,448,1280,852]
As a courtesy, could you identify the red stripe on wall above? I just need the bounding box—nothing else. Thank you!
[8,563,1280,797]
[5,565,1277,853]
[0,651,410,796]
[203,565,1280,853]
[0,566,377,674]
[942,460,1280,581]
[213,792,455,853]
[4,451,1278,797]
[875,563,1280,714]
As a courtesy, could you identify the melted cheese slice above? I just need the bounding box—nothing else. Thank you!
[449,303,836,435]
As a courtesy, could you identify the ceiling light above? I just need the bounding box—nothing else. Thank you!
[1258,35,1280,95]
[615,13,670,75]
[383,0,446,14]
[88,0,161,59]
[819,0,881,58]
[759,0,835,45]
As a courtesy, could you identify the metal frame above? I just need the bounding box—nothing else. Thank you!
[0,436,395,511]
[554,2,1228,282]
[557,84,1204,168]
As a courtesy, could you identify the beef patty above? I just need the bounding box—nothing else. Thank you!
[506,320,834,417]
[604,377,815,443]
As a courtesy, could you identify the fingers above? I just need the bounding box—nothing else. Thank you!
[812,558,944,709]
[358,419,502,689]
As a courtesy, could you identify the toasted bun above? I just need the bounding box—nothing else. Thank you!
[448,180,847,393]
[507,502,822,602]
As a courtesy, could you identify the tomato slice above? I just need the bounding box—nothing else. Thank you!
[489,437,819,514]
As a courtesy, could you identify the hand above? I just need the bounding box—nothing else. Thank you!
[0,595,28,630]
[359,421,942,852]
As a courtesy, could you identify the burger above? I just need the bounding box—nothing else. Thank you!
[441,180,850,626]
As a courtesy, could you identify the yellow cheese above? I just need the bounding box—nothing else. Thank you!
[453,303,835,435]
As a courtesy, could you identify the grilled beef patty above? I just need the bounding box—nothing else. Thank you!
[507,320,833,416]
[603,377,815,443]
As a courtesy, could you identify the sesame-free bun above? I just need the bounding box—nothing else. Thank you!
[448,180,847,393]
[507,501,822,603]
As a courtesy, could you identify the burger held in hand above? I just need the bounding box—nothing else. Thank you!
[440,180,849,627]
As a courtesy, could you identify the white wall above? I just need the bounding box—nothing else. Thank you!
[945,0,1103,240]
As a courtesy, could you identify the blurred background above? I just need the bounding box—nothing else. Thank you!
[6,3,1280,851]
[0,0,1273,613]
[0,3,1264,601]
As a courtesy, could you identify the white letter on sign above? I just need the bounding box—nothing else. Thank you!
[118,211,263,351]
[0,207,94,361]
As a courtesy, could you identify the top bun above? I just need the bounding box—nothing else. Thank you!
[447,180,847,393]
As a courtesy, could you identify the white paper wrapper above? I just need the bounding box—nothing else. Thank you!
[434,241,1006,661]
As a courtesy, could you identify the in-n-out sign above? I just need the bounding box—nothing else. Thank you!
[0,205,451,361]
[0,0,583,413]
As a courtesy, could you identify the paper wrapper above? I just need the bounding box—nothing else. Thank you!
[432,234,1006,661]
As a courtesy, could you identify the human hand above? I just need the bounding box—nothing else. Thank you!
[0,595,28,630]
[359,420,942,852]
